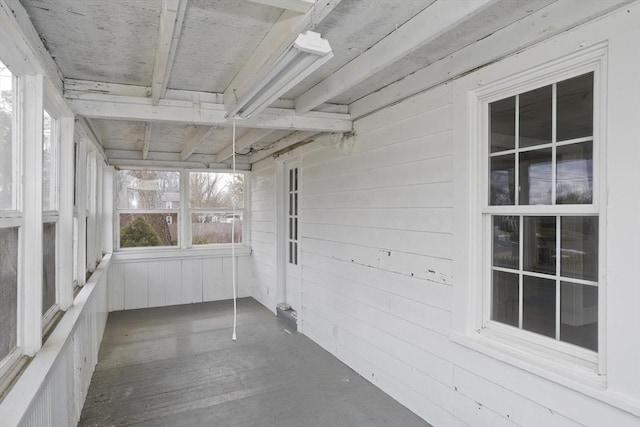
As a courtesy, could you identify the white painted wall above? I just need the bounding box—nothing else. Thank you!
[108,252,253,311]
[249,4,640,426]
[0,256,110,427]
[249,161,278,312]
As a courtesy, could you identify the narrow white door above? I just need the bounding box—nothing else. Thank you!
[284,164,302,313]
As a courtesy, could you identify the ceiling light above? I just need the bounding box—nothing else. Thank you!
[226,31,333,119]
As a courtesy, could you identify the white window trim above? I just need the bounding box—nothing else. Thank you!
[114,167,249,252]
[187,169,247,248]
[452,43,609,388]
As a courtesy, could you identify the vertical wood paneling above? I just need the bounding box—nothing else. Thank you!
[109,254,253,311]
[9,258,110,427]
[237,256,254,298]
[181,259,203,304]
[107,262,124,311]
[164,260,182,305]
[123,263,148,310]
[202,257,223,301]
[147,261,166,308]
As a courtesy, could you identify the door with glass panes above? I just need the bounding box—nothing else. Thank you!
[283,162,302,314]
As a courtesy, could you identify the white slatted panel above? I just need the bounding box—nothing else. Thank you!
[108,255,253,311]
[5,257,110,427]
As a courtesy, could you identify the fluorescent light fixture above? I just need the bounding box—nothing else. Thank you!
[226,31,333,119]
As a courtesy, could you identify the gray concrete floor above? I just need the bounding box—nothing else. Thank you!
[79,298,430,426]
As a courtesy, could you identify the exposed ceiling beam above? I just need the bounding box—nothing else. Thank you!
[294,0,498,114]
[349,0,634,120]
[151,0,188,105]
[68,94,352,132]
[65,79,151,98]
[109,159,210,169]
[223,0,342,114]
[142,123,152,160]
[181,126,218,161]
[216,129,275,162]
[248,130,318,164]
[0,0,63,91]
[250,0,315,13]
[64,78,347,113]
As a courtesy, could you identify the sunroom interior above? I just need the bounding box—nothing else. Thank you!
[1,0,640,426]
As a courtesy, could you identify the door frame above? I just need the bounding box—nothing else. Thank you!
[275,154,302,314]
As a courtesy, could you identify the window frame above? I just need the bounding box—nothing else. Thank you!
[115,168,248,251]
[0,60,23,380]
[187,169,246,248]
[41,108,60,326]
[455,44,608,379]
[115,168,181,250]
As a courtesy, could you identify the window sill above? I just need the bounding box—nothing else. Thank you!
[113,245,251,262]
[450,330,640,416]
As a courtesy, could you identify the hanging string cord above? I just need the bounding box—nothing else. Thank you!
[231,119,237,341]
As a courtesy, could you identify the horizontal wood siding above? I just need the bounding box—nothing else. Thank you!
[299,83,465,425]
[249,160,277,311]
[244,6,640,426]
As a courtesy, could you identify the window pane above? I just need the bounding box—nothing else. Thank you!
[0,61,15,211]
[117,170,180,209]
[491,271,519,327]
[561,282,597,351]
[189,172,243,209]
[519,85,552,148]
[492,216,519,269]
[120,213,178,247]
[523,275,555,338]
[72,216,79,284]
[557,73,593,141]
[556,142,592,204]
[519,148,552,205]
[490,155,515,205]
[561,216,598,281]
[0,227,18,361]
[43,110,55,211]
[490,97,515,153]
[43,222,56,315]
[191,213,242,245]
[523,216,556,275]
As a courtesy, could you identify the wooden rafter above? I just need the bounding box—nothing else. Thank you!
[181,126,218,161]
[249,0,315,13]
[68,95,352,133]
[294,0,498,114]
[142,123,152,160]
[348,0,635,119]
[0,0,63,91]
[151,0,188,105]
[223,0,342,114]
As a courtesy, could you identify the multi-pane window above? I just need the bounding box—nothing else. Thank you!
[42,110,59,317]
[1,60,19,371]
[0,227,19,363]
[116,170,180,248]
[288,167,299,265]
[0,60,16,211]
[189,172,243,245]
[487,72,598,352]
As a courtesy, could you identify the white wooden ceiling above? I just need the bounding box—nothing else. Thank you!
[19,0,632,166]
